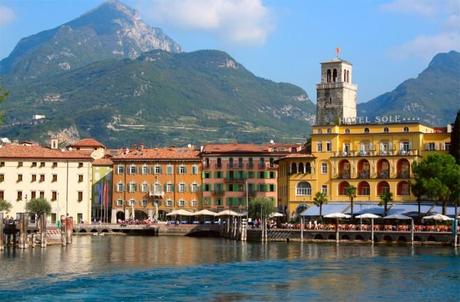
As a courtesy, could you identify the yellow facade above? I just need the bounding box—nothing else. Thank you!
[278,123,451,217]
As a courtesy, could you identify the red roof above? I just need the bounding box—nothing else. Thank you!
[70,138,106,149]
[92,157,113,166]
[201,143,299,155]
[0,144,93,160]
[112,147,200,161]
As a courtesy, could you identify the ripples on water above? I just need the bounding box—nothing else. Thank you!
[0,236,459,301]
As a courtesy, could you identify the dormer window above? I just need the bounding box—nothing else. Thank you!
[384,127,389,133]
[345,128,350,134]
[403,127,409,133]
[364,128,370,133]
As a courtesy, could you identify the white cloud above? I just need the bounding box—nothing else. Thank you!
[140,0,274,45]
[0,5,15,27]
[382,0,460,60]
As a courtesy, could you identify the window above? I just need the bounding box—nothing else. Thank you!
[166,200,173,207]
[77,191,83,202]
[0,174,3,182]
[78,162,83,168]
[296,182,311,196]
[178,200,185,207]
[191,200,198,207]
[117,182,124,192]
[116,199,123,207]
[166,183,174,193]
[269,184,275,192]
[52,174,57,182]
[426,142,436,151]
[18,162,23,167]
[31,162,37,167]
[321,185,328,195]
[141,199,148,207]
[142,165,149,175]
[117,165,124,174]
[128,199,135,206]
[141,183,149,193]
[317,142,323,152]
[52,162,57,168]
[154,183,162,194]
[327,128,332,134]
[326,141,332,152]
[204,184,210,192]
[31,174,37,182]
[166,165,173,175]
[217,158,222,168]
[51,191,57,201]
[39,191,45,199]
[39,174,45,182]
[128,182,137,193]
[0,191,3,200]
[321,162,328,174]
[129,165,137,175]
[154,165,162,174]
[40,162,45,167]
[358,182,370,195]
[384,127,389,133]
[364,128,369,133]
[403,127,409,133]
[31,191,36,199]
[345,128,350,134]
[178,165,186,174]
[445,143,451,151]
[400,141,410,154]
[178,183,186,193]
[192,165,198,175]
[191,183,199,193]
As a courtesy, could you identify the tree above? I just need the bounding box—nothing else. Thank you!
[379,191,393,216]
[450,110,460,164]
[248,197,275,219]
[345,185,356,216]
[313,191,328,217]
[26,198,51,217]
[0,199,12,213]
[0,86,8,124]
[412,153,460,214]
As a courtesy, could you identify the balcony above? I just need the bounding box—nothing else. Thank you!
[227,163,244,169]
[211,190,224,196]
[338,172,351,179]
[246,162,254,169]
[377,170,390,179]
[149,191,164,198]
[357,171,370,179]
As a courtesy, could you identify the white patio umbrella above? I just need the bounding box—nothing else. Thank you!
[192,209,217,216]
[422,214,453,221]
[324,212,351,243]
[166,209,194,216]
[356,213,381,244]
[216,210,239,216]
[269,212,284,218]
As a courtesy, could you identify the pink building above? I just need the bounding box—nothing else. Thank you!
[200,143,300,212]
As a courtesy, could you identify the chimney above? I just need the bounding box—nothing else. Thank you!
[50,138,59,149]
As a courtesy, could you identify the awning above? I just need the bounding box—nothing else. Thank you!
[387,204,432,216]
[300,203,349,216]
[352,203,385,215]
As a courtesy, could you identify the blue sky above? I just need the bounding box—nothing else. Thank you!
[0,0,459,102]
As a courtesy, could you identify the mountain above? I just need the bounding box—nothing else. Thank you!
[359,51,460,126]
[0,49,314,146]
[0,0,181,80]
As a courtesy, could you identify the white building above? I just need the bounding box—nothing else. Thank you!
[0,141,93,224]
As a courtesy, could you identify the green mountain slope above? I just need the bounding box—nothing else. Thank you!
[358,51,460,125]
[0,49,314,146]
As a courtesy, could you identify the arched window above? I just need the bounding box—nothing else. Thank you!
[333,69,338,82]
[397,159,410,178]
[291,162,297,174]
[377,159,390,178]
[358,159,370,179]
[377,181,390,195]
[339,181,350,195]
[327,69,331,83]
[403,127,409,133]
[298,162,304,174]
[346,70,350,82]
[364,128,370,133]
[384,127,389,133]
[345,128,350,134]
[296,182,311,196]
[397,181,410,195]
[358,181,370,195]
[339,160,351,179]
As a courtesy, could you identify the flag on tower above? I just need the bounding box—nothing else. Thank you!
[336,47,340,58]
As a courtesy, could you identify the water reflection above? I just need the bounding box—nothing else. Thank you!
[0,236,458,301]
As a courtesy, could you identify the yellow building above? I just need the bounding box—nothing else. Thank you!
[277,55,452,218]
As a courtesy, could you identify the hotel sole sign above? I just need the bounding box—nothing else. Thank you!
[340,115,421,125]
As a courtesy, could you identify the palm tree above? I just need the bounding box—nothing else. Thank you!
[345,185,357,216]
[379,191,393,216]
[0,199,12,214]
[313,192,328,217]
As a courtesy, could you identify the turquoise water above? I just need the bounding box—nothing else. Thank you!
[0,236,459,301]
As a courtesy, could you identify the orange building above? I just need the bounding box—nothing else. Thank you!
[111,146,202,221]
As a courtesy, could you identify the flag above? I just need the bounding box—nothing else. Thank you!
[336,47,340,58]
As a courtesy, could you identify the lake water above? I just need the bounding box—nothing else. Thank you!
[0,236,459,301]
